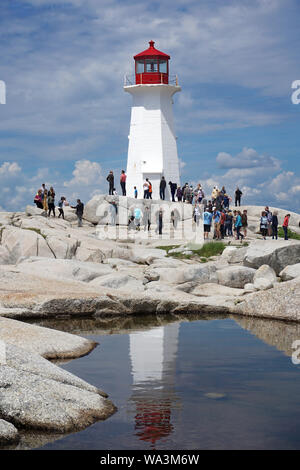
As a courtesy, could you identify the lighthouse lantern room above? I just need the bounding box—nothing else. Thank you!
[124,41,181,200]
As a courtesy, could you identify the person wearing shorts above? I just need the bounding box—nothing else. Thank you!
[203,208,213,240]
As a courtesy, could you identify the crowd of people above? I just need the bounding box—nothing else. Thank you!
[33,184,84,227]
[32,173,293,241]
[105,170,294,241]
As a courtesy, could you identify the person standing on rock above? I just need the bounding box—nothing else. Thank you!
[212,207,221,240]
[169,181,177,202]
[176,186,183,202]
[48,188,56,217]
[203,207,213,240]
[58,197,66,219]
[134,186,138,199]
[242,210,248,238]
[282,214,290,240]
[106,171,114,195]
[143,179,149,199]
[235,211,244,242]
[143,206,151,231]
[235,187,243,206]
[260,211,268,240]
[120,170,127,196]
[155,208,163,235]
[160,176,166,200]
[43,189,48,212]
[272,210,278,240]
[71,199,84,227]
[148,180,153,199]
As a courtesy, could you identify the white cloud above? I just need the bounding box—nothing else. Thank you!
[216,147,281,170]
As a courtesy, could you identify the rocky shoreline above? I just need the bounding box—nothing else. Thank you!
[0,197,300,446]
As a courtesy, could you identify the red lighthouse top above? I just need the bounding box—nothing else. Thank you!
[134,41,170,85]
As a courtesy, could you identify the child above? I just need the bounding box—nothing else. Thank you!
[58,197,65,219]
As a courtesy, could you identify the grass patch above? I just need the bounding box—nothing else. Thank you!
[191,241,226,258]
[278,227,300,240]
[158,241,226,260]
[156,245,181,251]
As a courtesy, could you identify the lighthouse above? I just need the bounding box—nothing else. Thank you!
[124,41,181,200]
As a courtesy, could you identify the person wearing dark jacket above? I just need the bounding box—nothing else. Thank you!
[106,171,114,195]
[235,187,243,206]
[271,211,278,240]
[71,199,84,227]
[159,176,166,200]
[169,181,177,202]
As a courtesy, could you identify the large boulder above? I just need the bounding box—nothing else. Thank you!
[0,226,54,263]
[234,278,300,321]
[0,343,116,433]
[88,273,144,291]
[0,317,97,360]
[253,264,277,290]
[243,240,300,274]
[217,266,256,288]
[279,263,300,281]
[25,205,47,217]
[16,257,113,282]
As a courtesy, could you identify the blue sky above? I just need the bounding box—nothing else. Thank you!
[0,0,300,211]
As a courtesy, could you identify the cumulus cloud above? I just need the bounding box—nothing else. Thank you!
[199,148,300,212]
[216,147,281,170]
[0,159,104,211]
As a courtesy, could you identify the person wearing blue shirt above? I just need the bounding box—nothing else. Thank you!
[235,211,244,241]
[203,208,213,240]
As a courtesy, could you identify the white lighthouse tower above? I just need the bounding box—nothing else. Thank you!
[124,41,181,200]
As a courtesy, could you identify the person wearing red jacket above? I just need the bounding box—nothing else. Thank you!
[282,214,290,240]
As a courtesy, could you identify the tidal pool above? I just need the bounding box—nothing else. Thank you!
[29,313,300,450]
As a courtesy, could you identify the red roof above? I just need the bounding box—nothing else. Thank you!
[134,41,170,60]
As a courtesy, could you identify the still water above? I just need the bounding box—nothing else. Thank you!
[31,314,300,450]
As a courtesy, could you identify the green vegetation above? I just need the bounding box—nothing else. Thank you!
[157,241,226,261]
[278,227,300,240]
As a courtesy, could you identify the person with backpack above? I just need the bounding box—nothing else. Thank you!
[272,210,278,240]
[282,214,290,240]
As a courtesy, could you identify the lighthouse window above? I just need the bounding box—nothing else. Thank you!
[136,60,144,73]
[145,59,158,73]
[159,60,167,73]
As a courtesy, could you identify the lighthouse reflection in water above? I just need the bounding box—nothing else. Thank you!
[128,323,181,448]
